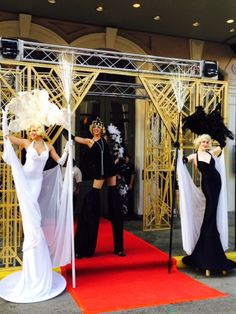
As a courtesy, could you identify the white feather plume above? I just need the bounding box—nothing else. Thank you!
[6,89,68,132]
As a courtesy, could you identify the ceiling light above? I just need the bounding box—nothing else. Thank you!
[230,28,235,33]
[48,0,56,3]
[96,6,104,12]
[193,22,200,27]
[132,3,141,8]
[153,16,161,21]
[227,19,234,24]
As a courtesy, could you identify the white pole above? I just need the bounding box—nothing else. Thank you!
[67,103,76,289]
[59,53,76,288]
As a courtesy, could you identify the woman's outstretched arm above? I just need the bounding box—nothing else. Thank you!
[210,146,222,157]
[7,135,29,147]
[74,136,93,147]
[49,143,69,165]
[184,153,196,164]
[2,109,30,147]
[62,129,92,147]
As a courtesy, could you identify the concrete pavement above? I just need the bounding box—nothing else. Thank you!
[0,213,236,314]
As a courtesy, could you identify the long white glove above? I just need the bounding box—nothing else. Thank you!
[57,141,69,166]
[2,108,9,137]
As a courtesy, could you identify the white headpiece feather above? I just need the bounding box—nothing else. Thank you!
[6,89,68,132]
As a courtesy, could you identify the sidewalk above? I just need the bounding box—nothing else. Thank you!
[0,213,235,314]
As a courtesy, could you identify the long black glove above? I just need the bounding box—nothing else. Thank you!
[183,156,188,164]
[62,129,75,141]
[174,141,180,149]
[220,141,226,149]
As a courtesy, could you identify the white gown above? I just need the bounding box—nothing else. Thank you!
[0,140,68,303]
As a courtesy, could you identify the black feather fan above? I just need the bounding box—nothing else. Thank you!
[182,103,234,147]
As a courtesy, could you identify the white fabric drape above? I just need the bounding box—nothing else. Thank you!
[177,150,228,255]
[39,162,72,267]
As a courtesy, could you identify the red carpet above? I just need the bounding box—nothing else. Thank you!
[62,219,226,314]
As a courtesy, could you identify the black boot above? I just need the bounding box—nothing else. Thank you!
[75,188,100,258]
[108,186,125,257]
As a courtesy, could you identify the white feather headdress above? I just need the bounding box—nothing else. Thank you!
[6,89,68,132]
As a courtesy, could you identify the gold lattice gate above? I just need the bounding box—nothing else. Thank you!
[0,61,99,271]
[0,59,227,270]
[140,75,227,230]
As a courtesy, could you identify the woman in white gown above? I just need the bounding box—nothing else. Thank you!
[0,105,71,303]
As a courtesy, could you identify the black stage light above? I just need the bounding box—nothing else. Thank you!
[230,43,236,54]
[0,38,19,59]
[203,60,218,78]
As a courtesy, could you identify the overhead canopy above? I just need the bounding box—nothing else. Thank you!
[0,0,236,45]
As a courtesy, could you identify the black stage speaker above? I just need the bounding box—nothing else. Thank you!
[203,60,218,78]
[1,38,19,59]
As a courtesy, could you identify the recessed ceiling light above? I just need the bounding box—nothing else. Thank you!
[48,0,56,3]
[193,22,200,27]
[96,6,104,12]
[132,3,141,8]
[153,15,161,21]
[230,28,235,33]
[226,19,234,24]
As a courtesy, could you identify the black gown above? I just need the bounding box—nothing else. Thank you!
[182,152,236,271]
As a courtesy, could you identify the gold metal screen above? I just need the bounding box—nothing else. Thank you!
[0,60,98,270]
[0,60,227,269]
[140,75,227,230]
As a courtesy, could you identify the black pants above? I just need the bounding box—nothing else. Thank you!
[108,186,124,252]
[74,186,124,257]
[74,187,100,257]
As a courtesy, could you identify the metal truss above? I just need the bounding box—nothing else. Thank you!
[0,38,203,77]
[88,80,148,99]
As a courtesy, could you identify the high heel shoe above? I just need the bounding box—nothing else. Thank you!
[113,251,126,257]
[206,269,210,277]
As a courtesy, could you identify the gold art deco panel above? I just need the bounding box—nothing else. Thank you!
[0,60,98,269]
[141,75,227,230]
[0,59,228,268]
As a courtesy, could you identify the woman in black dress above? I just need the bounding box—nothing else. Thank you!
[182,134,236,276]
[74,118,125,258]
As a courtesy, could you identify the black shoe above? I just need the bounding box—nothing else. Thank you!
[85,253,95,258]
[113,251,126,257]
[75,253,83,259]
